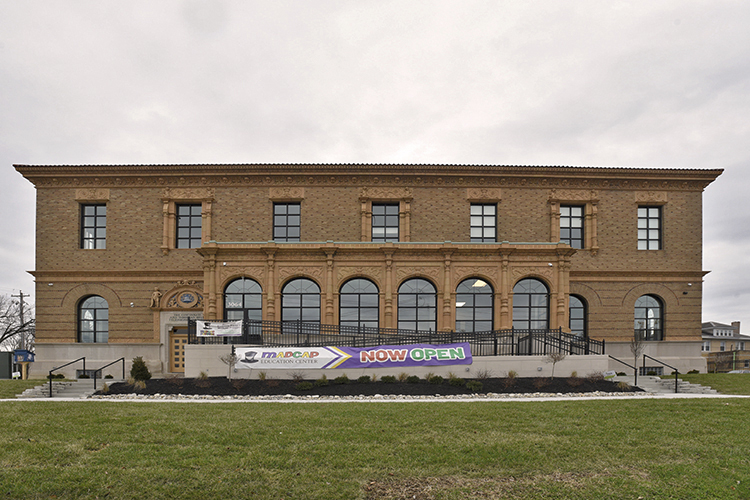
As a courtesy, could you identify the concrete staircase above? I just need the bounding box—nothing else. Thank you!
[16,379,125,399]
[613,375,719,395]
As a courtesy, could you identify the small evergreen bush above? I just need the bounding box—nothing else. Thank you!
[406,375,421,384]
[466,380,483,392]
[381,375,397,384]
[314,375,329,387]
[130,356,152,381]
[448,377,466,387]
[428,375,444,385]
[333,374,350,385]
[357,375,371,384]
[295,382,314,391]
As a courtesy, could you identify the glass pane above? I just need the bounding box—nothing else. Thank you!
[470,205,483,215]
[287,204,300,214]
[340,295,359,307]
[399,308,417,320]
[359,295,379,307]
[474,308,493,320]
[456,308,473,321]
[359,308,378,321]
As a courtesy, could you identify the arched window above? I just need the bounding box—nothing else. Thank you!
[224,278,262,322]
[398,278,437,332]
[569,295,587,338]
[635,295,663,341]
[79,295,108,343]
[455,278,494,332]
[339,278,379,329]
[282,278,321,323]
[512,278,549,330]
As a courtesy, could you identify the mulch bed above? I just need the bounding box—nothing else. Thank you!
[98,375,641,397]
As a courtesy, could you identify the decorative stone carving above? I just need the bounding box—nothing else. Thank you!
[453,267,499,284]
[166,290,204,309]
[75,188,110,201]
[161,187,215,201]
[396,266,440,282]
[634,191,668,203]
[511,266,554,282]
[278,266,324,282]
[149,287,162,309]
[269,187,305,200]
[548,189,598,202]
[222,266,265,283]
[360,187,413,200]
[466,188,501,201]
[337,266,382,283]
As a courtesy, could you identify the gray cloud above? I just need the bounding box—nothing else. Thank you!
[2,0,749,327]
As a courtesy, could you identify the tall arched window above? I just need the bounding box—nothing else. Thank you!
[339,278,379,329]
[282,278,321,323]
[398,278,437,332]
[455,278,494,332]
[569,295,587,338]
[635,295,663,341]
[79,295,108,343]
[224,278,262,321]
[512,278,549,330]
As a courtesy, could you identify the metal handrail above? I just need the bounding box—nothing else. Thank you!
[92,357,126,391]
[643,354,679,393]
[609,355,638,386]
[48,357,86,397]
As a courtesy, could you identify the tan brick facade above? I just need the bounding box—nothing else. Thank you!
[16,164,721,375]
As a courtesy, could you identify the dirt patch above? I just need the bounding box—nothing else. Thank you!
[97,376,640,397]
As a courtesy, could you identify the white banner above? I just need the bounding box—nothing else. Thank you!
[235,346,343,369]
[196,320,243,337]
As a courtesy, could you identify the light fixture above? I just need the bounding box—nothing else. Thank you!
[548,263,553,267]
[48,283,53,286]
[130,302,134,307]
[472,279,487,288]
[223,262,227,266]
[456,302,466,308]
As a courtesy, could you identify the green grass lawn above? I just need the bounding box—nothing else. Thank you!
[0,379,49,399]
[665,372,750,395]
[1,399,749,499]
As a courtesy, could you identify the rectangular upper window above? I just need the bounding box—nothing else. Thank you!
[560,205,584,249]
[81,204,106,249]
[372,203,399,242]
[470,204,496,242]
[638,206,662,250]
[176,204,202,249]
[274,202,301,242]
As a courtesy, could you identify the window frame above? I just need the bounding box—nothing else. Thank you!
[339,278,380,329]
[638,206,662,250]
[397,278,437,332]
[80,203,107,249]
[78,295,108,343]
[223,278,263,322]
[470,204,497,243]
[455,278,494,332]
[559,205,584,249]
[512,278,550,331]
[634,294,664,341]
[281,278,321,323]
[547,192,599,254]
[371,203,400,242]
[568,294,587,338]
[273,202,301,242]
[175,203,203,249]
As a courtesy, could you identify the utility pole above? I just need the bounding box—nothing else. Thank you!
[11,290,28,351]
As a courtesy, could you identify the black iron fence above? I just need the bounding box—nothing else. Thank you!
[187,319,605,356]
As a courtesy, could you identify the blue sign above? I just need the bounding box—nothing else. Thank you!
[13,350,34,363]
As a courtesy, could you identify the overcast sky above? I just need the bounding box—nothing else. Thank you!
[1,1,748,330]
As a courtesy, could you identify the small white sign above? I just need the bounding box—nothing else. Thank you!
[604,370,617,379]
[12,371,21,379]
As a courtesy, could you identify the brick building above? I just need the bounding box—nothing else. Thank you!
[15,163,722,377]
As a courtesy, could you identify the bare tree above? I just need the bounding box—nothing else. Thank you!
[219,351,239,380]
[0,294,35,351]
[545,351,567,379]
[630,332,645,385]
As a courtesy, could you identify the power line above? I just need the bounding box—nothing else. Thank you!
[11,290,28,351]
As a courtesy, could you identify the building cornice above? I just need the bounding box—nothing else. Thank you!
[15,163,723,191]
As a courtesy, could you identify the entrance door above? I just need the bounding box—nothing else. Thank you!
[169,327,188,373]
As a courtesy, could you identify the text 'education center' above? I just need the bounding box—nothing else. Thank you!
[15,164,723,378]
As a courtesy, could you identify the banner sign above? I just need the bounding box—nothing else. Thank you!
[235,342,472,370]
[196,320,243,337]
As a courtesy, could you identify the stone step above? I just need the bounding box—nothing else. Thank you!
[16,379,125,399]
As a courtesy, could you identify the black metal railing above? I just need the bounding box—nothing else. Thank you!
[643,354,679,393]
[48,357,86,397]
[92,357,126,391]
[187,319,605,356]
[609,355,638,386]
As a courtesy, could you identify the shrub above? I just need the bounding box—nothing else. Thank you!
[291,371,305,383]
[406,375,421,384]
[47,373,65,380]
[449,377,466,387]
[476,368,493,380]
[258,371,267,381]
[100,383,110,394]
[195,371,211,388]
[104,374,113,379]
[333,375,350,385]
[617,381,631,391]
[646,371,657,376]
[197,371,209,380]
[507,370,518,379]
[314,375,329,387]
[295,382,314,391]
[397,372,409,382]
[466,380,483,392]
[134,380,146,390]
[381,375,397,384]
[130,356,152,381]
[370,373,378,383]
[424,371,435,381]
[688,369,699,374]
[166,375,184,387]
[587,371,605,382]
[533,377,550,390]
[570,371,578,378]
[428,375,444,385]
[78,374,90,379]
[616,372,627,376]
[357,375,371,384]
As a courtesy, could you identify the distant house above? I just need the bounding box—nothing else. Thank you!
[701,321,750,372]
